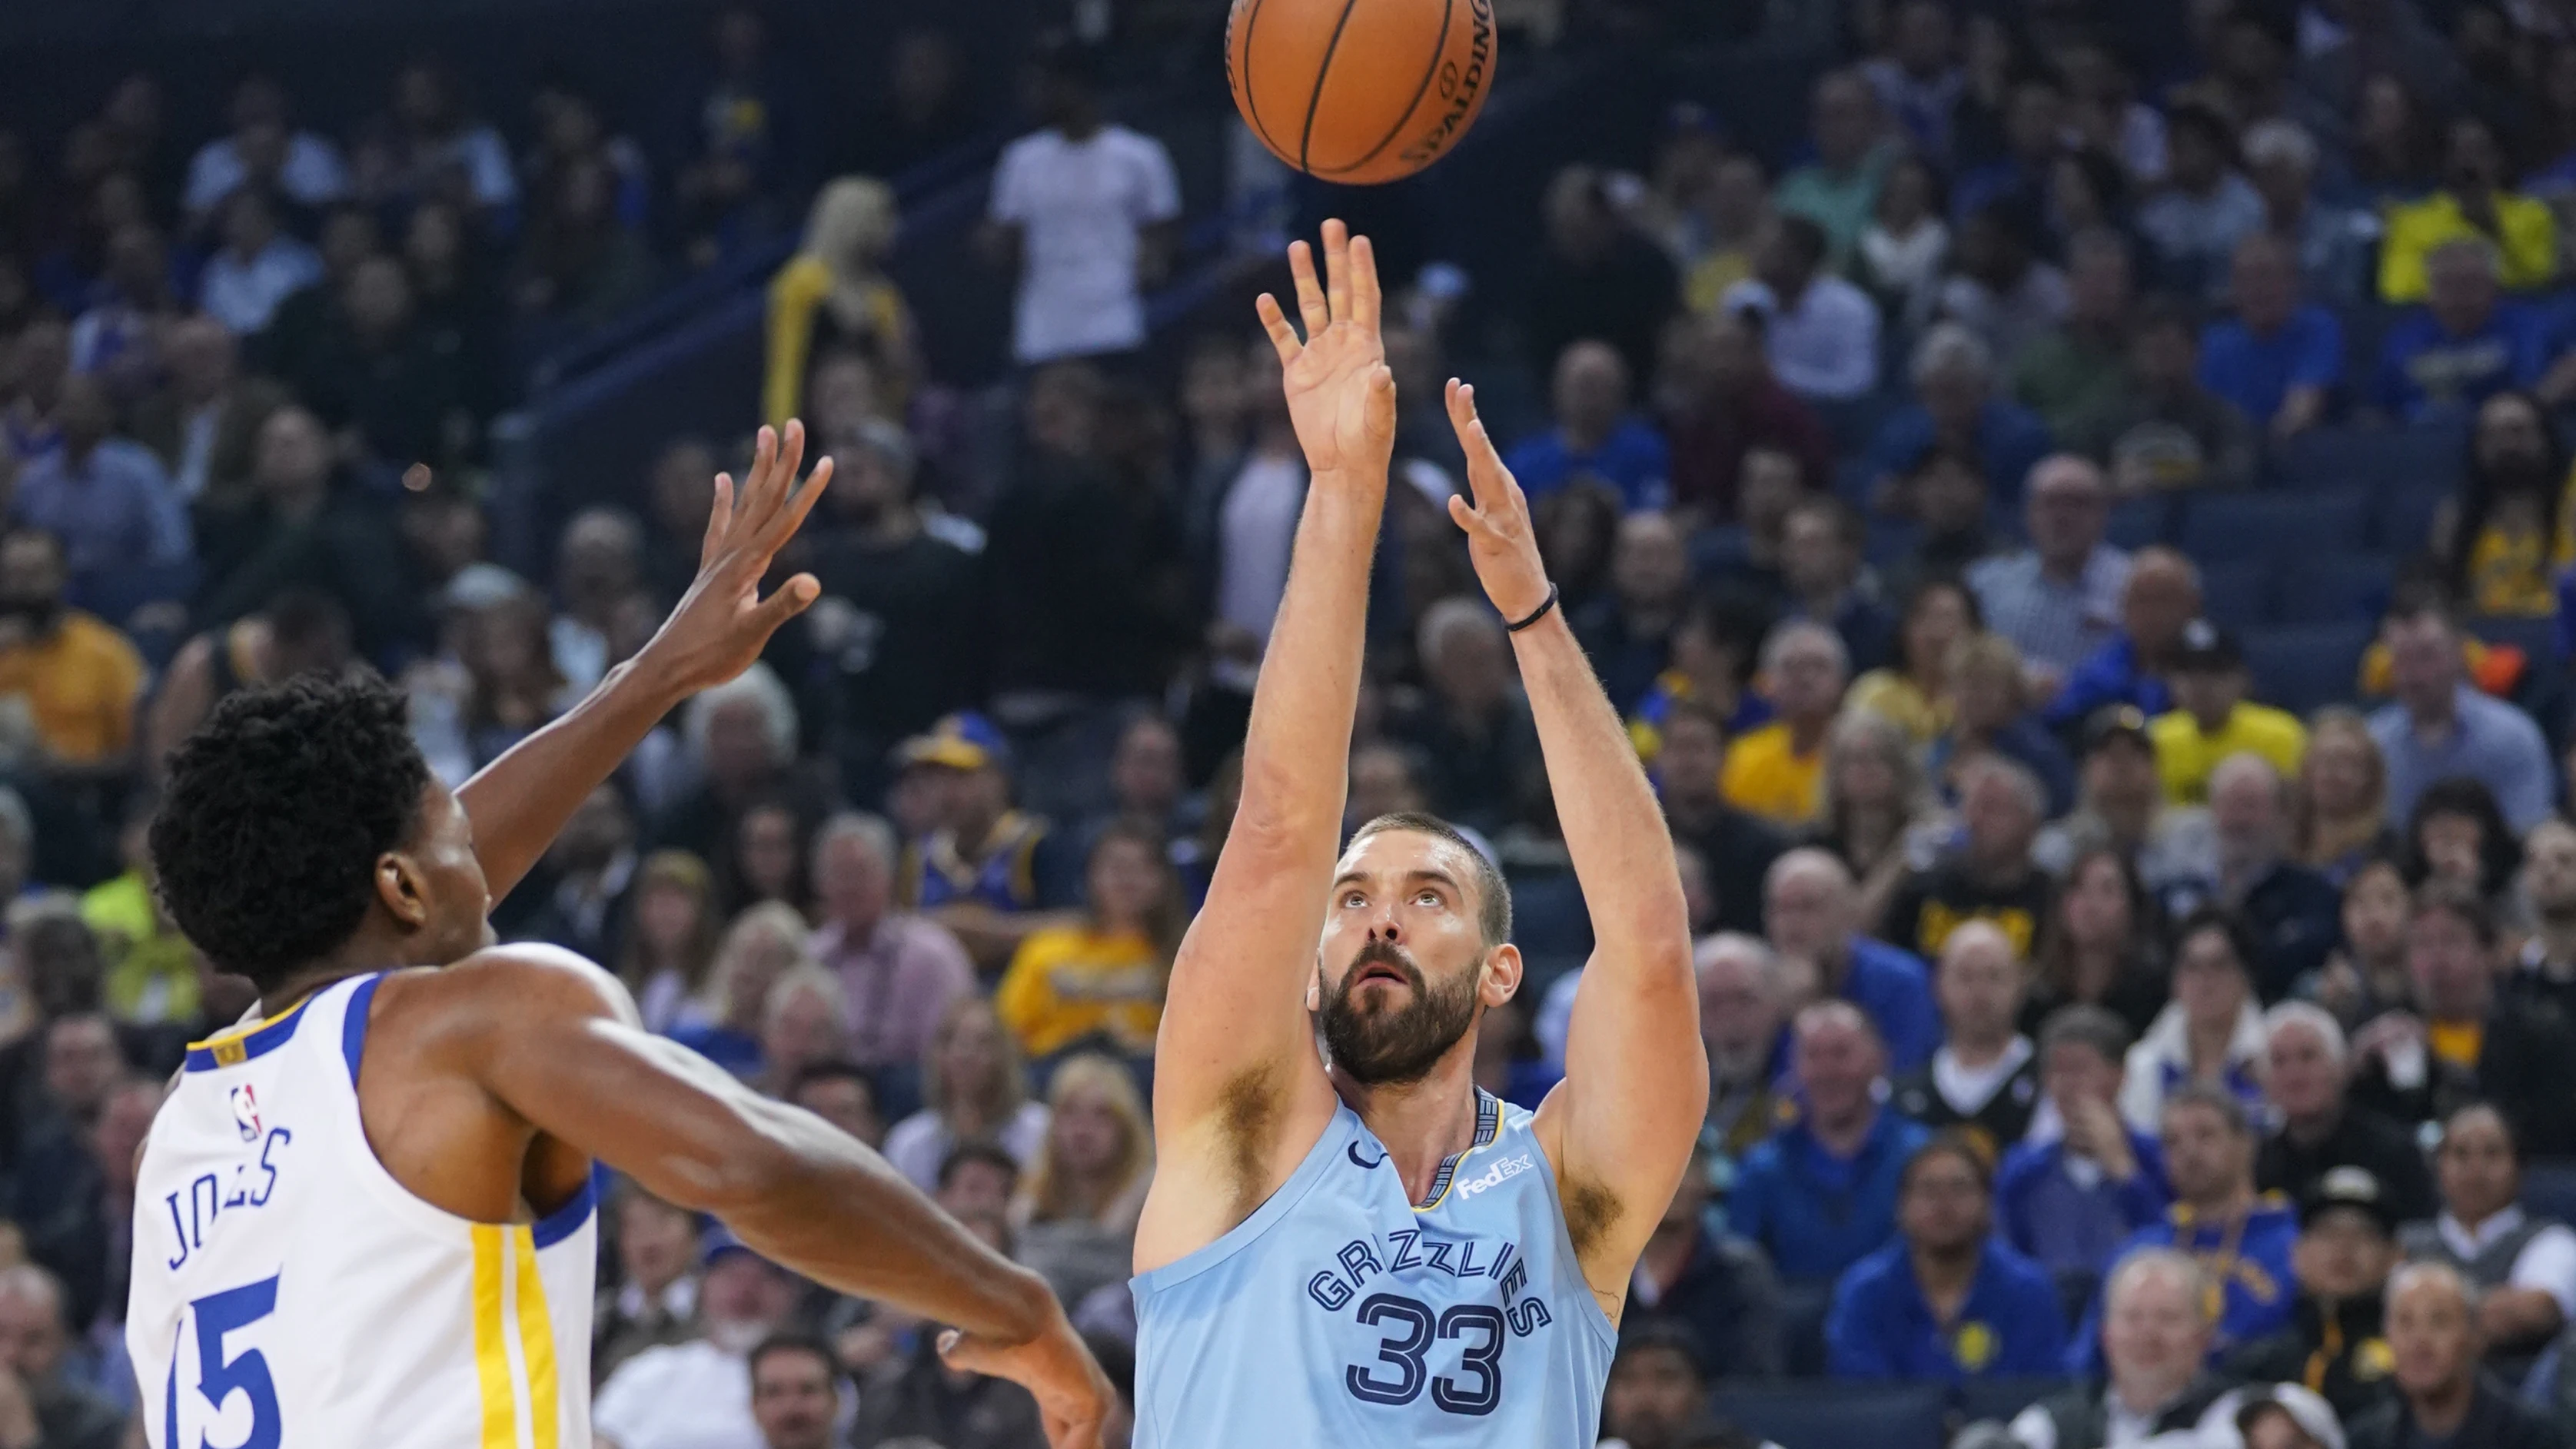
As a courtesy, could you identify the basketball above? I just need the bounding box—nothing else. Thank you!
[1226,0,1496,185]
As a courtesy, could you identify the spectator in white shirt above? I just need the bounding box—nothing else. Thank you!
[1721,213,1883,402]
[2400,1101,2576,1357]
[982,42,1181,366]
[195,188,323,337]
[182,74,350,222]
[593,1231,803,1449]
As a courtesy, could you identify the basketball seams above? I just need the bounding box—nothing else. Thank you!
[1295,0,1366,174]
[1311,0,1454,178]
[1231,0,1290,163]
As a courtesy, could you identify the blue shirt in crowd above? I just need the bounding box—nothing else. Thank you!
[2372,304,2543,420]
[1840,936,1941,1075]
[10,439,192,600]
[2199,304,2344,427]
[1994,1132,2169,1282]
[1730,1108,1932,1284]
[1865,400,2054,501]
[2368,686,2558,833]
[1504,418,1672,512]
[1825,1236,2070,1381]
[2066,1195,2299,1371]
[2043,633,2174,730]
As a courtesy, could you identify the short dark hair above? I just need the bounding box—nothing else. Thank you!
[936,1140,1022,1194]
[2412,879,2498,946]
[2173,904,2258,979]
[747,1330,839,1387]
[2441,1099,2521,1162]
[1613,1318,1709,1381]
[789,1059,876,1103]
[1902,1128,1996,1196]
[151,673,430,991]
[2163,1081,2252,1138]
[2039,1003,2131,1065]
[1773,214,1829,271]
[1348,811,1513,947]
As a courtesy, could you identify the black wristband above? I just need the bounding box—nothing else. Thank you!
[1503,583,1560,634]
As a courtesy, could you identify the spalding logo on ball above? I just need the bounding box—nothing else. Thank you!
[1228,0,1496,184]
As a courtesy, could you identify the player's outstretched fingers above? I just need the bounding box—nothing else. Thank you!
[753,454,833,555]
[1255,292,1301,362]
[700,473,736,570]
[1350,234,1381,333]
[1321,218,1351,327]
[755,573,823,632]
[1288,238,1330,341]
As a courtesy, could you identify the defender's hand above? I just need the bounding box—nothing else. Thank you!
[1444,379,1553,621]
[941,1318,1117,1449]
[1258,218,1394,485]
[635,420,833,698]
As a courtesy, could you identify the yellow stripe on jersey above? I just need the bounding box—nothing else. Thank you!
[184,992,318,1055]
[472,1225,516,1449]
[512,1228,560,1449]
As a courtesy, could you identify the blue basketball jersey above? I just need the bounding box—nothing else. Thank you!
[1132,1089,1615,1447]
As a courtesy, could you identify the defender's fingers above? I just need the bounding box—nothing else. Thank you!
[763,419,807,521]
[1351,234,1382,332]
[1288,238,1330,338]
[754,454,833,551]
[752,573,823,633]
[1321,218,1351,326]
[1447,381,1509,500]
[1255,292,1301,362]
[700,474,735,570]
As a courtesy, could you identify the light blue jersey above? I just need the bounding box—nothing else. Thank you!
[1132,1088,1615,1447]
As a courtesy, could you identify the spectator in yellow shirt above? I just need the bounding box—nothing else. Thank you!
[761,177,920,427]
[2444,390,2571,618]
[1722,620,1850,827]
[995,821,1182,1059]
[2379,117,2558,303]
[0,527,145,773]
[2149,620,2307,806]
[1844,577,1977,749]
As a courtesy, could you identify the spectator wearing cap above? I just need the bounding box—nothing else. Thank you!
[1730,1000,1933,1285]
[2257,1003,2439,1228]
[2381,116,2558,304]
[2044,549,2201,733]
[1997,1006,2170,1290]
[1865,324,2053,512]
[2152,621,2308,808]
[2010,231,2136,447]
[891,711,1082,974]
[1505,340,1671,512]
[2373,238,2546,421]
[2205,756,2343,1003]
[2347,1261,2564,1449]
[2226,1166,2403,1424]
[1721,620,1849,828]
[1764,848,1942,1075]
[1774,69,1897,265]
[1890,922,2041,1152]
[2033,705,2222,905]
[1883,759,2053,965]
[1969,456,2132,686]
[1827,1132,2068,1381]
[1720,212,1882,404]
[802,418,981,805]
[2201,233,2344,442]
[2071,1085,2299,1368]
[2399,1102,2576,1358]
[2139,104,2268,301]
[1654,702,1790,939]
[1664,309,1837,524]
[1626,1138,1787,1382]
[2079,298,2258,497]
[2009,1249,2231,1449]
[2352,889,2576,1155]
[2368,597,2556,833]
[592,1228,805,1449]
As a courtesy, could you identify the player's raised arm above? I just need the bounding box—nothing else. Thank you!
[1443,379,1705,1312]
[1140,221,1392,1248]
[456,422,830,899]
[449,948,1112,1449]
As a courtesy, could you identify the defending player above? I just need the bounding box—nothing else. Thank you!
[1129,221,1707,1443]
[128,424,1112,1448]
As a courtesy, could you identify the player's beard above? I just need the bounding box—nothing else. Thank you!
[1318,939,1481,1087]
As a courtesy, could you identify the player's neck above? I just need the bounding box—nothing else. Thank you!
[1335,1051,1483,1205]
[261,921,424,1012]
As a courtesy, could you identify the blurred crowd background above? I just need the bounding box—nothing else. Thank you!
[21,0,2576,1447]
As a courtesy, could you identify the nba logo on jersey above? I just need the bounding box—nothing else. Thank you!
[229,1085,261,1142]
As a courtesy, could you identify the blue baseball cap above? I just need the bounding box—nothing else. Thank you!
[894,711,1009,773]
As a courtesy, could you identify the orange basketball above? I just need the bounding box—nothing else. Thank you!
[1226,0,1497,185]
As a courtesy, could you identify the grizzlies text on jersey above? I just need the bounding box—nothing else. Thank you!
[1132,1089,1614,1447]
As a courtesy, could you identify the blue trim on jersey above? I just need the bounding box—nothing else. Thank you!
[533,1167,600,1249]
[341,973,386,1084]
[183,994,319,1072]
[1411,1091,1504,1210]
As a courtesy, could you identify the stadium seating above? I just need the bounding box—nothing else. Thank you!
[2179,489,2366,563]
[2197,560,2270,629]
[1710,1383,1949,1449]
[2277,552,2395,626]
[2243,621,2375,715]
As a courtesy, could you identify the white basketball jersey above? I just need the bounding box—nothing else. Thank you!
[128,972,598,1449]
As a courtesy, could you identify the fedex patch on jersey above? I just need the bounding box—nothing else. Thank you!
[229,1085,262,1142]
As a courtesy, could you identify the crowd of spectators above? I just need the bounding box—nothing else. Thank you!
[33,0,2576,1448]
